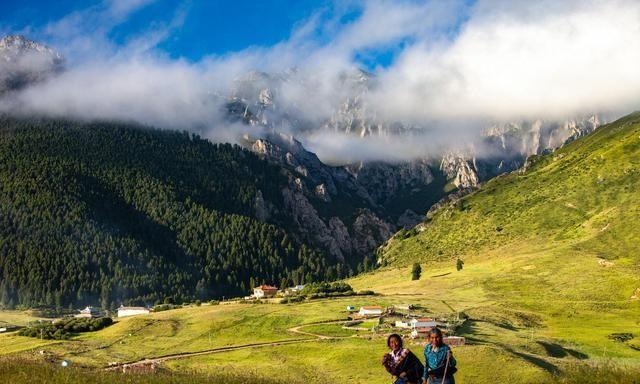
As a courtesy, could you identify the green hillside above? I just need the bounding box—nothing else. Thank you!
[381,112,640,265]
[0,117,344,308]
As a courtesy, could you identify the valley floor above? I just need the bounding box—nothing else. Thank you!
[1,244,639,383]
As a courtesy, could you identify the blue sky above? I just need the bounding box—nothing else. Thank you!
[0,1,376,61]
[0,0,478,70]
[113,1,337,60]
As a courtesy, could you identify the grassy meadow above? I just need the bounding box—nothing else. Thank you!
[1,267,638,384]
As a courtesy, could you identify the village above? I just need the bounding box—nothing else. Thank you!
[1,283,465,346]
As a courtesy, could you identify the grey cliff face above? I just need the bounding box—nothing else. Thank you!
[351,209,393,255]
[483,116,600,157]
[280,186,391,262]
[445,115,602,187]
[247,132,396,262]
[440,152,480,189]
[345,160,435,205]
[281,187,346,261]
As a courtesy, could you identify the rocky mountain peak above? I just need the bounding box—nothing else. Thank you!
[0,35,64,93]
[0,35,61,58]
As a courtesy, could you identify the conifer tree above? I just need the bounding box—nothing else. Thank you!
[411,263,422,280]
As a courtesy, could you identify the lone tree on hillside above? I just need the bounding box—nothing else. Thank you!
[411,263,422,280]
[456,258,465,271]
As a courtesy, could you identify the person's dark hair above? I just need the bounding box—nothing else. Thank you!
[429,327,444,345]
[387,333,403,349]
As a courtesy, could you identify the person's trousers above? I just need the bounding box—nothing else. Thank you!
[427,376,455,384]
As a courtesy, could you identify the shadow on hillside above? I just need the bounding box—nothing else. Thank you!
[537,341,588,360]
[494,322,517,331]
[500,344,560,375]
[458,320,561,374]
[455,320,492,345]
[82,174,188,264]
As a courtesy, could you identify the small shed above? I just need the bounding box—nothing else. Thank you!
[0,325,18,333]
[411,327,448,339]
[444,336,466,346]
[291,285,305,292]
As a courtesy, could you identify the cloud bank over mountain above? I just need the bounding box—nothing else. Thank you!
[1,0,639,162]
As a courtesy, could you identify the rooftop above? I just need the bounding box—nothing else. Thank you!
[255,285,278,290]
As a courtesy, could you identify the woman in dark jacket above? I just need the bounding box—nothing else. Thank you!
[382,334,424,384]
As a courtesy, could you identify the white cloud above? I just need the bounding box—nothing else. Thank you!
[369,0,640,122]
[1,0,639,162]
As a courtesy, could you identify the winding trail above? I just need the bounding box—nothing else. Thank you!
[287,320,348,340]
[104,320,348,371]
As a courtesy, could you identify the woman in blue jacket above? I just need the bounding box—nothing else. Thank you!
[423,328,457,384]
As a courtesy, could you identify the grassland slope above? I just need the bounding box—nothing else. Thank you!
[381,112,640,265]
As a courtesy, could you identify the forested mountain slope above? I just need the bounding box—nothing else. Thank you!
[0,117,346,308]
[380,112,640,267]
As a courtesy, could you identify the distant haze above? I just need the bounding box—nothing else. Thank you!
[1,0,638,163]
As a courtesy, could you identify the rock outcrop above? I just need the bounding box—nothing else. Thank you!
[440,152,480,189]
[345,160,435,205]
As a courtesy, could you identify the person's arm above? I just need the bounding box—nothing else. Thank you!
[422,346,430,382]
[382,354,394,375]
[447,346,456,367]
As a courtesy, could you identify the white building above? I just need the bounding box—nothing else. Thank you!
[117,306,150,318]
[358,306,383,317]
[253,285,278,298]
[410,318,438,329]
[75,306,103,318]
[396,318,438,329]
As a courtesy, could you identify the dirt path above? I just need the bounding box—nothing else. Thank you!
[105,338,316,371]
[105,320,348,371]
[287,320,346,340]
